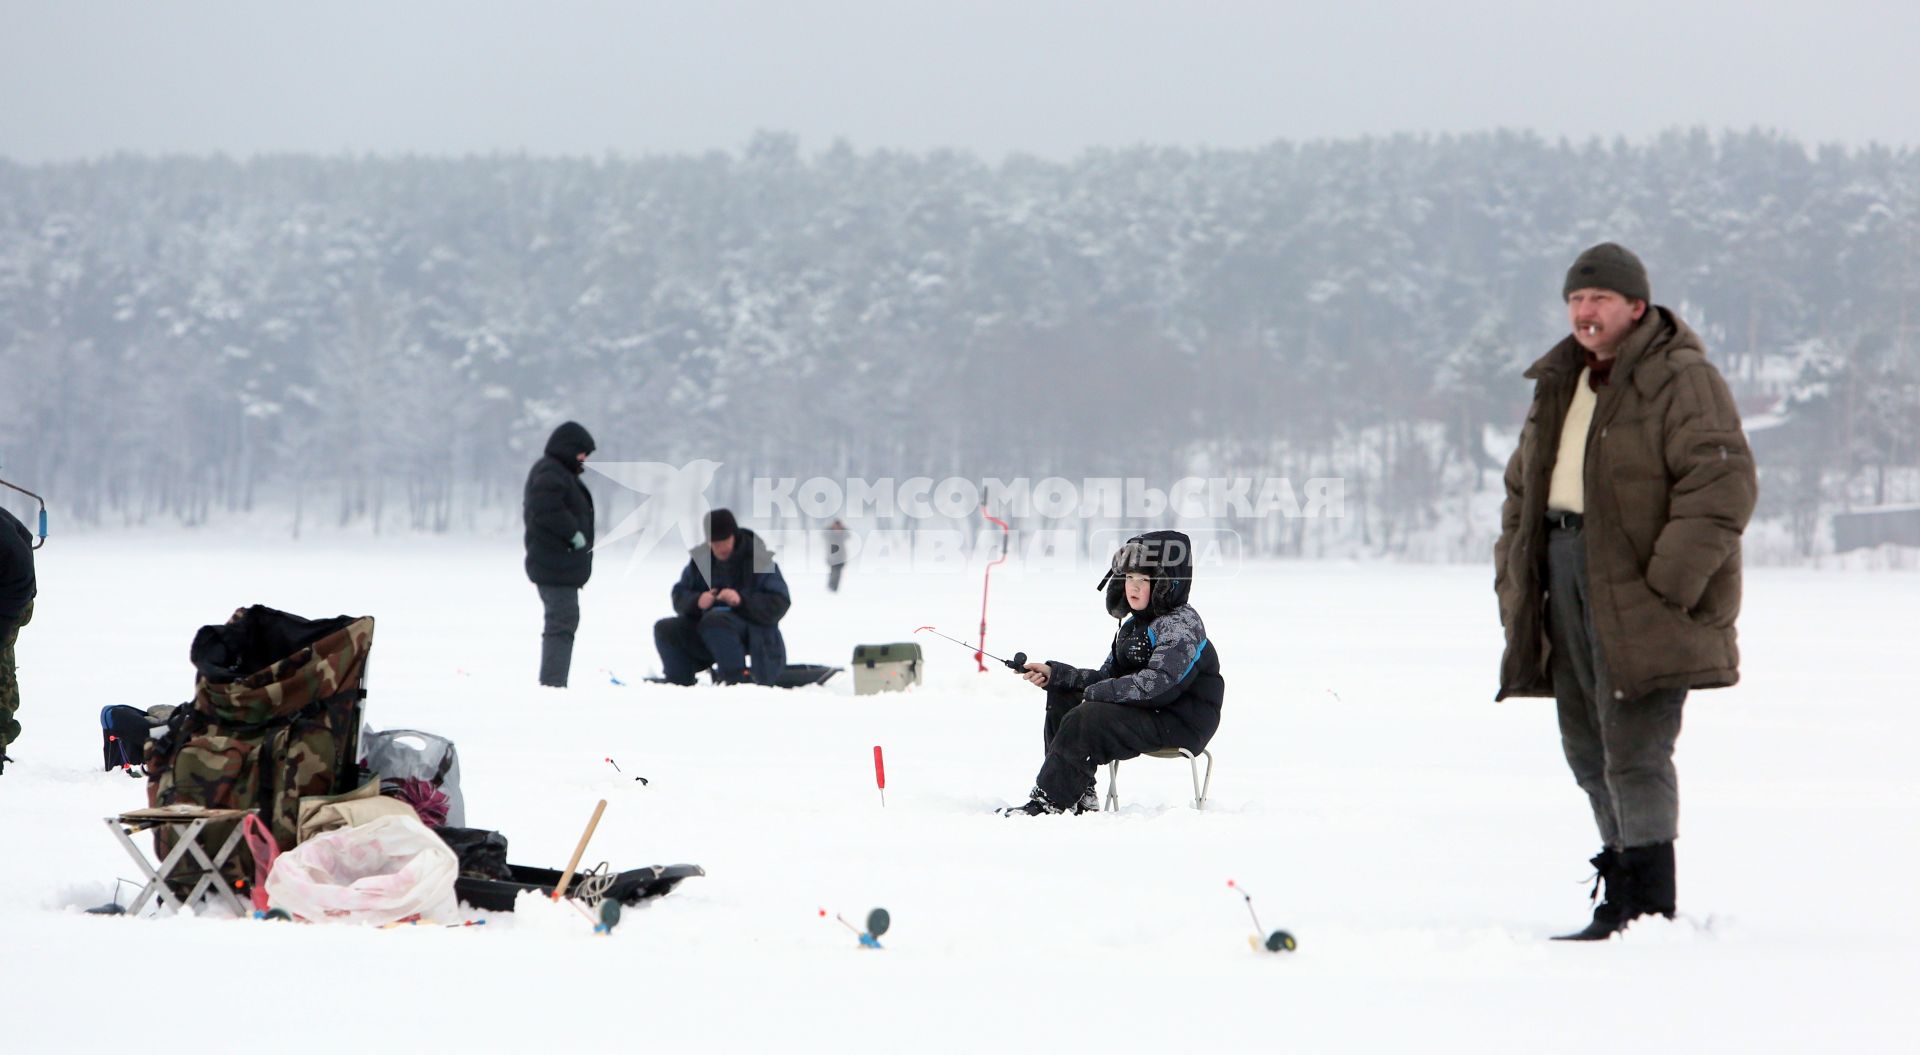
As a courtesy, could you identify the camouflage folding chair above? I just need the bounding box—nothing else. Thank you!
[105,804,253,916]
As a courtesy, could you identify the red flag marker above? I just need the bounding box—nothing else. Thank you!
[873,746,886,807]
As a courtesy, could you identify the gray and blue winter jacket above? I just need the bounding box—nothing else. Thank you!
[1043,529,1224,750]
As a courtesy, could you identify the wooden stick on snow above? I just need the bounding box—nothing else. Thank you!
[552,798,608,901]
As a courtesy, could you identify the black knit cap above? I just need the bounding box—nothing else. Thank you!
[1563,242,1650,303]
[704,508,737,542]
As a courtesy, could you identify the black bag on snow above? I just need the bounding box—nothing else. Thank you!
[436,826,512,881]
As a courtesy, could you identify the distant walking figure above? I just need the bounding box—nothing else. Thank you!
[824,519,849,593]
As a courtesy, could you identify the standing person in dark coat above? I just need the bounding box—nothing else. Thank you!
[0,506,36,774]
[653,509,791,686]
[1004,530,1224,816]
[523,421,596,688]
[1494,243,1757,940]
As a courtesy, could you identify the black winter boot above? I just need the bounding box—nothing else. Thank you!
[1621,841,1676,921]
[1000,787,1063,816]
[1553,848,1630,941]
[1000,785,1098,817]
[1075,781,1100,814]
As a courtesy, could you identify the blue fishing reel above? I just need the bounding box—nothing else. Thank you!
[0,471,49,549]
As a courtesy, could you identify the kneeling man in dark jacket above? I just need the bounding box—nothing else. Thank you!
[1005,530,1224,815]
[654,509,791,686]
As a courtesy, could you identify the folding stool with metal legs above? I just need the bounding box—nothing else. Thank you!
[1104,747,1214,811]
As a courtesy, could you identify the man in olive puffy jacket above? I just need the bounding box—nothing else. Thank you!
[1494,243,1757,940]
[523,422,596,687]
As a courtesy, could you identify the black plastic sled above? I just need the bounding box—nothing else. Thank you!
[643,663,841,688]
[455,863,706,912]
[777,663,841,687]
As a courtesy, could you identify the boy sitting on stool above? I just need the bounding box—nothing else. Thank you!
[1004,530,1224,815]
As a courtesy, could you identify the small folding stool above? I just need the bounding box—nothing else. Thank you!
[105,805,253,916]
[1104,748,1214,812]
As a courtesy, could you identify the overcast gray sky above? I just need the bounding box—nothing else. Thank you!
[3,0,1917,161]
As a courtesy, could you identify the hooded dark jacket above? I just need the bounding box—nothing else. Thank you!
[669,528,791,685]
[1044,530,1224,750]
[1495,307,1757,701]
[0,507,34,631]
[523,422,597,587]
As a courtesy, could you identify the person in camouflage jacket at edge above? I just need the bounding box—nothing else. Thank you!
[1,504,36,775]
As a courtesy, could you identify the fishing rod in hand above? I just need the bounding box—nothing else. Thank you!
[913,626,1027,672]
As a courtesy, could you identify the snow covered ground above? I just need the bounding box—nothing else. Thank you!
[3,535,1916,1053]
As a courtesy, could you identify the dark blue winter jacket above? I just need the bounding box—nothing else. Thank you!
[669,529,790,685]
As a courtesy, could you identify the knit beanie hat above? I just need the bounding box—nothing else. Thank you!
[1563,242,1650,302]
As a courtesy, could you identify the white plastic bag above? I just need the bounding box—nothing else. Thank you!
[264,813,459,925]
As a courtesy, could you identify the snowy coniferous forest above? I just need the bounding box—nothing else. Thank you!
[2,128,1915,558]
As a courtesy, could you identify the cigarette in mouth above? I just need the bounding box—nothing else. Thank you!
[1583,324,1598,336]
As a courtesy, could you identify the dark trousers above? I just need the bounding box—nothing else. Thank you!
[537,585,579,688]
[1033,686,1180,806]
[1547,526,1686,849]
[827,562,845,592]
[654,611,751,685]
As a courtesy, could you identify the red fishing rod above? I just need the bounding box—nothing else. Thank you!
[975,506,1010,673]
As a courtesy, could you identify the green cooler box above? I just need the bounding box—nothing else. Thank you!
[851,642,923,695]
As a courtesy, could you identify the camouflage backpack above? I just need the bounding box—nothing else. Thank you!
[145,606,374,896]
